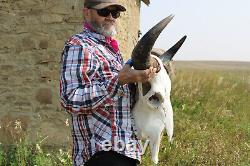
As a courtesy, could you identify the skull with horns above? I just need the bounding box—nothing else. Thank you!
[131,15,186,164]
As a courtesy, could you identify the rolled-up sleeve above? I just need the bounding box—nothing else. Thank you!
[60,44,121,115]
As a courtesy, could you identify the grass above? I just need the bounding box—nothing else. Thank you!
[141,69,250,166]
[0,138,71,166]
[0,68,249,165]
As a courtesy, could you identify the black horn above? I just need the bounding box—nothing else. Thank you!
[159,35,187,63]
[131,15,174,70]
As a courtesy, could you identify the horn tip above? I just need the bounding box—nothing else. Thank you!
[170,14,175,17]
[168,14,175,20]
[181,35,187,41]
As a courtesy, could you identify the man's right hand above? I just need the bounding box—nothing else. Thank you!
[118,64,157,85]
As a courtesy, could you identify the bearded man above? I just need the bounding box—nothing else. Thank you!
[60,0,156,165]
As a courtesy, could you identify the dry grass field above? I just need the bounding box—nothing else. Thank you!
[141,61,250,165]
[0,61,249,165]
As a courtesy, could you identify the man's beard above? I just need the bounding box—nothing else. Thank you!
[90,20,117,37]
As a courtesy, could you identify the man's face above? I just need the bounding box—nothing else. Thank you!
[85,6,120,37]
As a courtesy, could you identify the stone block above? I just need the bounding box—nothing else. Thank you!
[35,88,53,104]
[14,101,32,107]
[2,94,16,102]
[0,34,17,49]
[39,69,59,82]
[22,37,37,50]
[15,0,42,10]
[0,13,17,33]
[0,64,14,72]
[39,39,49,49]
[41,13,64,24]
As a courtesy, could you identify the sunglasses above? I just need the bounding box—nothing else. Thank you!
[95,8,121,19]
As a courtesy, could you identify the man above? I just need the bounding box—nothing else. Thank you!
[60,0,156,165]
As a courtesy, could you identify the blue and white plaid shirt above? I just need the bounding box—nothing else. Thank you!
[60,27,142,166]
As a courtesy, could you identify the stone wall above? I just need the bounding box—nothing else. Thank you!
[0,0,141,146]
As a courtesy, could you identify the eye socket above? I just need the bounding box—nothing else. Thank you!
[149,94,160,102]
[149,92,163,105]
[141,84,164,106]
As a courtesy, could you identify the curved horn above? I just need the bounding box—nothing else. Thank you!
[159,35,187,63]
[131,15,174,70]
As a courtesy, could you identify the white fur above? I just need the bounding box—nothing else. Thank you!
[132,55,174,164]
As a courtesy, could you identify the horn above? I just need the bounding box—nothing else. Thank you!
[159,35,187,63]
[131,15,174,70]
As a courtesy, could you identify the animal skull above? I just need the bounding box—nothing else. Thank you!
[131,15,186,164]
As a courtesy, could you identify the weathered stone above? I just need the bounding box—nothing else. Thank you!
[5,94,16,101]
[17,87,32,93]
[0,0,142,146]
[0,87,11,94]
[22,37,36,50]
[0,34,18,49]
[14,101,32,107]
[0,64,14,72]
[63,16,83,23]
[41,14,64,24]
[11,66,36,78]
[39,39,49,49]
[15,0,41,10]
[0,13,17,33]
[35,88,53,104]
[39,70,58,82]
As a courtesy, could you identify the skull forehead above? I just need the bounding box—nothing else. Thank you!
[141,55,171,96]
[147,55,171,95]
[148,71,171,95]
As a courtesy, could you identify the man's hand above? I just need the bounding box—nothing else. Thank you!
[118,64,157,85]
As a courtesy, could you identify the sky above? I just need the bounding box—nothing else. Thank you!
[140,0,250,62]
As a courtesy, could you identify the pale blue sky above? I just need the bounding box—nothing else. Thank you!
[140,0,250,61]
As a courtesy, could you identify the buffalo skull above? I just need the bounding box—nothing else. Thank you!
[131,15,186,164]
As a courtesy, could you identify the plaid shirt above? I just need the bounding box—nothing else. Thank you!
[60,28,142,166]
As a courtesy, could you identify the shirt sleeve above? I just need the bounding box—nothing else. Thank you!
[60,44,121,115]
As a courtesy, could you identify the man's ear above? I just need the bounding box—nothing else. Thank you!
[83,7,90,20]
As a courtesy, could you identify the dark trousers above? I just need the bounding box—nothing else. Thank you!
[85,151,138,166]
